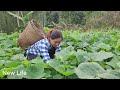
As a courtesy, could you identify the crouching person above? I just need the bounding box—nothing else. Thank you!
[24,29,63,63]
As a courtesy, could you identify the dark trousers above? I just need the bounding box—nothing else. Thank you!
[24,46,56,60]
[26,53,37,60]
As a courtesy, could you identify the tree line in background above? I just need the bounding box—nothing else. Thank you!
[0,11,120,34]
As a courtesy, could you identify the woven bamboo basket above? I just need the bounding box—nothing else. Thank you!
[18,19,47,49]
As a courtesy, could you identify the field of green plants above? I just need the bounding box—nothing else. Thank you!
[0,29,120,79]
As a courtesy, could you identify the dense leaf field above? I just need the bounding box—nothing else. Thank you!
[0,30,120,79]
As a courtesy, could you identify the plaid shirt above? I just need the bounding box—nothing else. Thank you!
[26,38,61,62]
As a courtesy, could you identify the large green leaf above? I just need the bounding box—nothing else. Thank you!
[97,42,112,51]
[53,74,64,79]
[30,56,43,64]
[69,31,80,41]
[55,46,75,61]
[0,49,6,57]
[24,62,45,79]
[0,60,5,66]
[5,61,21,68]
[49,59,74,76]
[0,34,7,41]
[60,41,68,47]
[98,69,120,79]
[106,56,120,69]
[4,48,12,53]
[115,39,120,49]
[44,69,52,78]
[10,54,25,61]
[108,69,120,78]
[22,61,31,67]
[0,67,15,78]
[2,39,13,48]
[75,62,105,79]
[88,51,114,61]
[79,42,90,48]
[98,73,119,79]
[11,47,22,54]
[7,65,26,79]
[87,46,100,52]
[117,62,120,68]
[67,41,74,46]
[75,49,90,63]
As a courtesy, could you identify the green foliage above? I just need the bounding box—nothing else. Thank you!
[1,11,120,34]
[59,11,86,26]
[7,11,33,26]
[0,29,120,79]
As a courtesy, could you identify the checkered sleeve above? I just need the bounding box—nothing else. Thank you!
[39,43,51,62]
[27,44,40,55]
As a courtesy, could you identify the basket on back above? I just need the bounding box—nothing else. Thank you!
[18,19,47,49]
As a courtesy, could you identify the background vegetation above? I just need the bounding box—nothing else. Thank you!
[0,11,120,34]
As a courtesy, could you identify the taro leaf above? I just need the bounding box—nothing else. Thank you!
[117,62,120,68]
[25,62,45,79]
[0,49,6,57]
[75,49,90,63]
[115,39,120,49]
[4,48,12,53]
[0,60,5,66]
[63,64,75,69]
[67,41,74,46]
[22,61,31,67]
[107,69,120,78]
[88,51,114,61]
[102,34,114,43]
[69,32,80,41]
[106,56,120,69]
[60,41,68,47]
[97,43,112,51]
[79,33,88,42]
[79,42,89,48]
[75,62,105,79]
[98,73,119,79]
[98,61,106,69]
[53,74,64,79]
[11,47,22,54]
[48,59,74,76]
[6,52,14,57]
[105,65,113,70]
[30,56,43,64]
[55,46,75,61]
[0,57,10,60]
[0,35,7,41]
[5,61,21,68]
[66,73,79,79]
[114,49,120,56]
[2,39,13,48]
[92,40,103,47]
[44,69,51,78]
[7,32,19,38]
[66,46,74,51]
[88,46,100,52]
[66,51,76,60]
[98,69,120,79]
[0,67,14,78]
[11,54,25,61]
[7,65,26,79]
